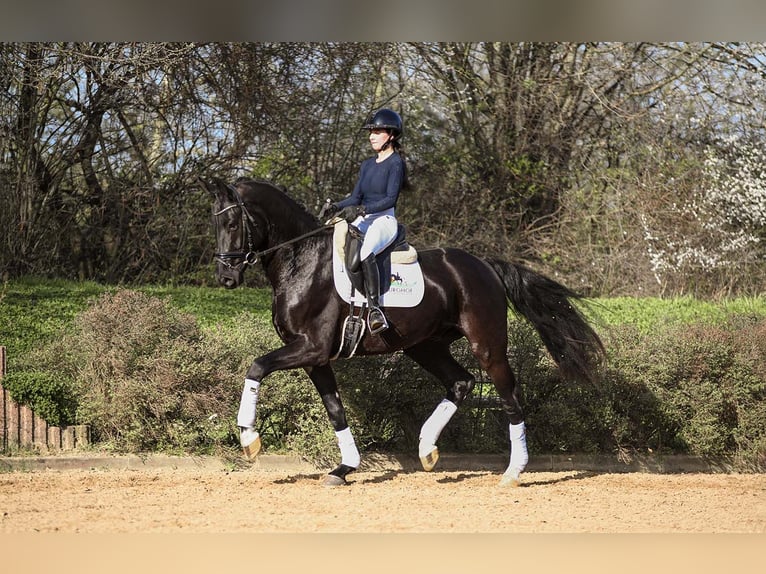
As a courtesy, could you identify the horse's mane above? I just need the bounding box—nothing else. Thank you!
[235,177,320,230]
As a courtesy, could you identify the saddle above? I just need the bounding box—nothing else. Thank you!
[333,219,417,297]
[330,219,419,360]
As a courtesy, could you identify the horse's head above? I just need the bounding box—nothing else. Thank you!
[203,178,266,289]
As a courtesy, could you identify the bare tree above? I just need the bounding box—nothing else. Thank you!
[1,42,763,295]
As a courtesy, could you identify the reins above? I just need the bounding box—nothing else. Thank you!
[214,183,334,270]
[245,223,335,264]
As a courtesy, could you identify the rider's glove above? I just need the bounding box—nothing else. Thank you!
[319,201,339,220]
[339,205,365,222]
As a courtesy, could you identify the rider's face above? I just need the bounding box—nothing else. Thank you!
[369,128,392,152]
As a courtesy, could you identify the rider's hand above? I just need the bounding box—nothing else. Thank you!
[339,205,365,222]
[319,201,339,220]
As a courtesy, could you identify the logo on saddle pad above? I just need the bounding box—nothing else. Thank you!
[332,221,425,308]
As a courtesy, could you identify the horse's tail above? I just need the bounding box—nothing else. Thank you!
[485,258,605,384]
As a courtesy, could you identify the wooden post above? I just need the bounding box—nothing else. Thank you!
[61,426,75,450]
[0,346,5,452]
[47,426,61,451]
[33,412,48,451]
[74,425,89,447]
[6,400,19,449]
[0,388,4,452]
[0,346,8,452]
[20,405,34,448]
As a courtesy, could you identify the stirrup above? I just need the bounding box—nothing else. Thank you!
[367,307,388,334]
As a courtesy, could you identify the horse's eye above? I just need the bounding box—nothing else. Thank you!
[228,221,238,231]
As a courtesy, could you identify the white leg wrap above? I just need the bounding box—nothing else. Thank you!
[236,378,260,429]
[418,399,458,458]
[335,427,360,469]
[503,421,529,481]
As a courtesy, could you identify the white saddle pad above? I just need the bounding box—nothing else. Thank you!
[331,225,425,308]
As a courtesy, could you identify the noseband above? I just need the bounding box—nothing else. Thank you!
[214,184,335,271]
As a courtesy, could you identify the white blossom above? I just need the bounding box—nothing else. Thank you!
[640,137,764,286]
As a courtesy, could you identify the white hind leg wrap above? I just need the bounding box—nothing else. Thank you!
[418,399,458,458]
[335,427,360,468]
[236,378,261,429]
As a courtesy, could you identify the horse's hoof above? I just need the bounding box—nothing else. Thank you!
[324,463,356,486]
[240,429,261,461]
[420,447,439,471]
[499,471,522,487]
[323,474,348,487]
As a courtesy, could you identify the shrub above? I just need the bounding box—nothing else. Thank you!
[595,316,766,468]
[10,290,242,453]
[4,287,346,460]
[0,370,77,426]
[76,290,237,451]
[2,279,764,470]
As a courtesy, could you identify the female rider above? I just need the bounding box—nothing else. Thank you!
[321,108,407,334]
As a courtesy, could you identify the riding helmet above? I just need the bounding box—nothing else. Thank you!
[363,108,403,140]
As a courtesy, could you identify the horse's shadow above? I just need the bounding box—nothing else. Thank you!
[273,473,324,484]
[272,470,412,485]
[436,471,495,483]
[358,470,404,484]
[518,470,600,486]
[271,468,599,487]
[433,469,599,486]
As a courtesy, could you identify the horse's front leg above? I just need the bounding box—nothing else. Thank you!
[236,336,326,460]
[305,363,360,486]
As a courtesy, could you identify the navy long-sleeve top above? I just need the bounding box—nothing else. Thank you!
[336,153,404,215]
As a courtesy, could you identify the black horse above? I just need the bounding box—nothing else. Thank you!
[205,177,604,486]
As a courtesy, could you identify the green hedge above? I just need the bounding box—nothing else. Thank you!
[1,278,764,470]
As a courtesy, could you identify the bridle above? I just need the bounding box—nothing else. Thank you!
[213,184,260,271]
[213,183,334,271]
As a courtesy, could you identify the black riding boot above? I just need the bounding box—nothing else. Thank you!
[361,254,388,334]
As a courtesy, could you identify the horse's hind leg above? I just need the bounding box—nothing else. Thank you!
[463,328,528,486]
[404,340,476,471]
[483,357,529,486]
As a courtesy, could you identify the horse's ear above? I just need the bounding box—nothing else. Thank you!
[198,178,215,196]
[199,178,230,199]
[197,177,221,196]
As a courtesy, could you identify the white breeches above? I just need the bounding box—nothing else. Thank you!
[352,210,398,260]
